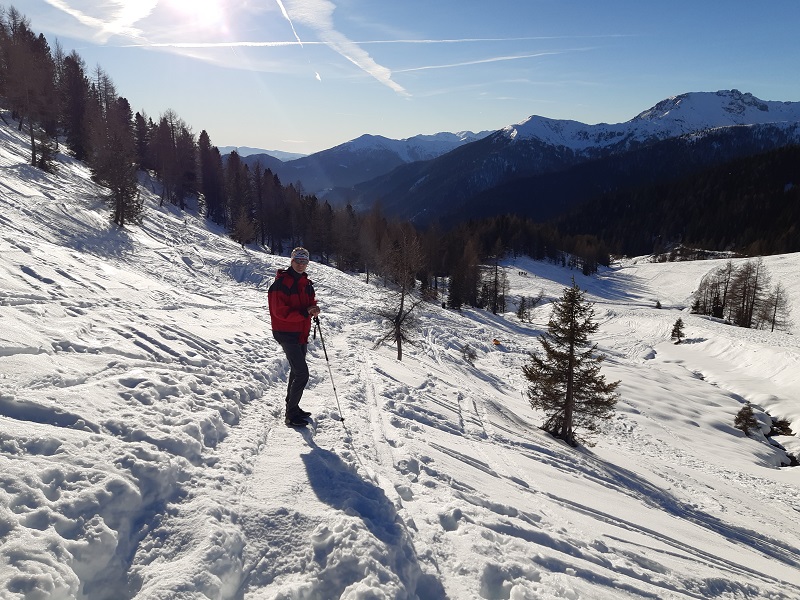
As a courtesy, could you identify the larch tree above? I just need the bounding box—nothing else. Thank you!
[374,226,424,361]
[729,257,770,328]
[759,281,792,333]
[89,95,141,227]
[523,280,619,446]
[1,8,57,166]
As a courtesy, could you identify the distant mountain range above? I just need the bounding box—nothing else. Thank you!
[229,90,800,227]
[235,130,492,195]
[218,146,307,161]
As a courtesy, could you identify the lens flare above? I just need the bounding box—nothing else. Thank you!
[165,0,224,29]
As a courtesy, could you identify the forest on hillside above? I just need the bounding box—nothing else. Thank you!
[555,145,800,257]
[1,4,797,317]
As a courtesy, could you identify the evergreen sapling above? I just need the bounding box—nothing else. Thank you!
[523,280,619,446]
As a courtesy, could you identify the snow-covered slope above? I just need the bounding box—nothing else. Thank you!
[1,114,800,599]
[503,89,800,151]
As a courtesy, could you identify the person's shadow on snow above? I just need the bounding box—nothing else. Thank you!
[300,431,401,545]
[297,429,449,599]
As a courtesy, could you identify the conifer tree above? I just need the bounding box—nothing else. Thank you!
[59,51,91,161]
[1,8,57,166]
[198,129,226,225]
[332,203,361,271]
[90,96,141,227]
[759,281,792,333]
[486,241,509,314]
[734,402,759,437]
[523,281,619,446]
[231,209,255,248]
[671,317,685,343]
[517,296,528,321]
[517,291,543,323]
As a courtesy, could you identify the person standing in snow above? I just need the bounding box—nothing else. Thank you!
[268,247,320,427]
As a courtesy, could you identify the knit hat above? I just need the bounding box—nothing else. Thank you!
[290,247,310,263]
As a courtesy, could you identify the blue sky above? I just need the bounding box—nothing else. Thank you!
[21,0,800,154]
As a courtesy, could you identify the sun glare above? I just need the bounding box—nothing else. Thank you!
[165,0,224,29]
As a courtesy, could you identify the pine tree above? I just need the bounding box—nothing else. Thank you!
[734,403,759,437]
[671,317,685,343]
[198,129,226,225]
[59,51,91,161]
[486,242,509,314]
[523,281,619,446]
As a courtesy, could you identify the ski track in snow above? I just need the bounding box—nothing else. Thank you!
[1,112,800,599]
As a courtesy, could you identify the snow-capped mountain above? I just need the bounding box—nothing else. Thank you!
[341,130,492,163]
[350,90,800,223]
[503,90,800,152]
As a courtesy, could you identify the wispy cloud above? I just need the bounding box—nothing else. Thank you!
[127,41,313,48]
[395,51,566,73]
[44,0,157,42]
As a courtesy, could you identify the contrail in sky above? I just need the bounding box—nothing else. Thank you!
[126,35,623,49]
[126,41,307,48]
[128,36,617,49]
[269,0,408,96]
[395,51,567,73]
[274,0,304,47]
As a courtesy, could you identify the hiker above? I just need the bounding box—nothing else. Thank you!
[268,247,320,427]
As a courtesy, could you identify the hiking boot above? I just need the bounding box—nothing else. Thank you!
[285,416,308,427]
[297,407,311,417]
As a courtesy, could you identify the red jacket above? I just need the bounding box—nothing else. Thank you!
[268,268,317,344]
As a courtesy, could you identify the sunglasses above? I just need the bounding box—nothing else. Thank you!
[293,258,309,265]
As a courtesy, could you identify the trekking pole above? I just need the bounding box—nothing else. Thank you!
[313,316,345,422]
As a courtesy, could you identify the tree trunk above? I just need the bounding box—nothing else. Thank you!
[771,294,778,332]
[29,122,37,167]
[395,289,405,361]
[563,345,576,444]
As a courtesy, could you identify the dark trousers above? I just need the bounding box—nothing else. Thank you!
[278,340,309,418]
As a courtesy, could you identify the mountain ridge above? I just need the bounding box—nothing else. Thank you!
[231,90,800,211]
[218,146,307,161]
[343,90,800,223]
[504,90,800,152]
[238,129,492,194]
